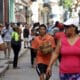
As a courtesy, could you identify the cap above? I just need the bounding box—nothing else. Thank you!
[64,24,76,28]
[64,18,79,27]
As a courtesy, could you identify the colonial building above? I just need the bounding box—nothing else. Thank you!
[15,0,33,24]
[9,0,15,23]
[0,0,9,24]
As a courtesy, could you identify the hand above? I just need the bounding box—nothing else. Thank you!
[46,66,52,78]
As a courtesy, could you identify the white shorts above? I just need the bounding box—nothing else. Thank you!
[24,38,29,42]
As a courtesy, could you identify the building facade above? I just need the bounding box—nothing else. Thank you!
[9,0,15,23]
[0,0,9,24]
[0,0,4,24]
[15,0,32,24]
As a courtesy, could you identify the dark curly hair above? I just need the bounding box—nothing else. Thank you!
[39,24,47,30]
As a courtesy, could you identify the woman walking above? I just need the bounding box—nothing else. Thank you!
[46,24,80,80]
[11,27,21,69]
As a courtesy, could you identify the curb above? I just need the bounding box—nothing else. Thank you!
[0,48,27,78]
[0,61,9,77]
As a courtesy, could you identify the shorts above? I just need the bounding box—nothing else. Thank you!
[24,38,28,42]
[36,63,48,76]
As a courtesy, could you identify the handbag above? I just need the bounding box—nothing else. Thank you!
[39,42,53,55]
[0,43,8,50]
[11,38,20,46]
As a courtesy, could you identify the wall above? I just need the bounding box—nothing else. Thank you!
[9,0,15,23]
[4,0,9,24]
[0,0,3,24]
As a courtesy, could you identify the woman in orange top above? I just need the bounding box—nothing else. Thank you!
[32,24,56,80]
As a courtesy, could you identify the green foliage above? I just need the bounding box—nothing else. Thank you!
[63,0,73,9]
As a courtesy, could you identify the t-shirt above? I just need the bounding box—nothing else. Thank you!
[1,27,13,42]
[32,34,56,65]
[11,32,19,41]
[54,32,65,40]
[23,28,29,38]
[60,36,80,73]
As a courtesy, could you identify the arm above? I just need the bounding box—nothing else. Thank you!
[49,40,60,67]
[46,40,61,75]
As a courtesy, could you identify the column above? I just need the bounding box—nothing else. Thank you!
[0,0,3,24]
[4,0,9,24]
[9,0,15,23]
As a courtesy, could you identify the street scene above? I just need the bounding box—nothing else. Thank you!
[0,48,59,80]
[0,0,80,80]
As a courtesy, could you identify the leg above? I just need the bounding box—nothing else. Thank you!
[31,48,34,67]
[4,49,7,58]
[26,37,29,48]
[36,64,48,80]
[40,74,45,80]
[13,51,18,68]
[24,38,26,48]
[31,48,37,68]
[13,45,21,68]
[4,42,7,58]
[7,42,11,59]
[45,74,51,80]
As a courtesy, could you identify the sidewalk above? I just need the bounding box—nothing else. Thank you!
[0,42,27,77]
[1,49,59,80]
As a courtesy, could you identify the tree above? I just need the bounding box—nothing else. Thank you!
[59,0,73,11]
[63,0,73,10]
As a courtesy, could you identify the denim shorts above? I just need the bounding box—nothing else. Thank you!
[60,73,80,80]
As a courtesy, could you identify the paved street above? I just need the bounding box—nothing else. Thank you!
[1,49,59,80]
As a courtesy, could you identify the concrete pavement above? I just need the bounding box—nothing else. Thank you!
[0,42,27,77]
[1,48,59,80]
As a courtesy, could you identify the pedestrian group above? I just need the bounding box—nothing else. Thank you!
[0,21,80,80]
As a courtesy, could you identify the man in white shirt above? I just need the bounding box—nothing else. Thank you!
[0,24,7,51]
[1,23,12,58]
[0,35,4,44]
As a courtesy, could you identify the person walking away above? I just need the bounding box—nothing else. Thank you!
[30,28,37,68]
[32,24,56,80]
[46,24,80,80]
[1,23,13,59]
[47,22,55,36]
[23,24,29,48]
[11,27,21,69]
[54,22,65,62]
